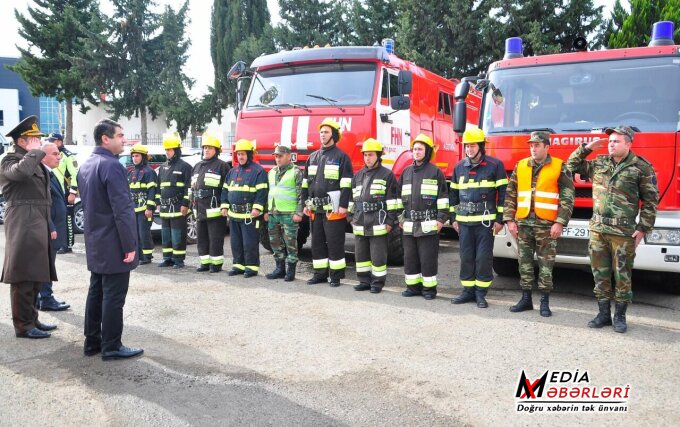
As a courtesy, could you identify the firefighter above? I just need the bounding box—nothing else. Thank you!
[450,128,508,308]
[301,118,353,287]
[191,131,230,273]
[220,139,267,278]
[128,144,158,265]
[157,131,192,269]
[348,138,399,293]
[265,145,304,282]
[398,134,449,300]
[47,133,77,253]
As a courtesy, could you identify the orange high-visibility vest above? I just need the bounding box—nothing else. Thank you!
[516,157,562,221]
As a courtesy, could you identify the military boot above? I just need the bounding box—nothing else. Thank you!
[613,302,628,333]
[284,262,297,282]
[588,300,613,328]
[266,260,286,280]
[451,287,476,304]
[539,292,552,317]
[474,286,488,308]
[510,290,533,312]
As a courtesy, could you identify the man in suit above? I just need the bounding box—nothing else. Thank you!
[38,142,71,311]
[78,119,143,360]
[0,116,58,339]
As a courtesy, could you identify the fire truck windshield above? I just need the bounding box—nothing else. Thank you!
[246,62,377,109]
[481,56,680,134]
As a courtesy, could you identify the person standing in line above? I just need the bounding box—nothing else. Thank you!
[127,144,158,265]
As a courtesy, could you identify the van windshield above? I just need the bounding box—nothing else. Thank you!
[481,56,680,133]
[246,62,377,109]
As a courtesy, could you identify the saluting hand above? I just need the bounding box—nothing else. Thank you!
[586,138,607,151]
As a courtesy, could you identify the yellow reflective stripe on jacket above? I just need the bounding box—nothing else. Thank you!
[340,177,352,188]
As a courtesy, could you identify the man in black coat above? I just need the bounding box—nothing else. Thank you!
[77,119,143,360]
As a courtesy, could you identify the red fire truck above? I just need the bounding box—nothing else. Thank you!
[453,21,680,284]
[228,41,474,264]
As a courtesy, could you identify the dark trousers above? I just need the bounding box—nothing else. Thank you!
[39,245,58,300]
[355,234,388,288]
[136,211,154,261]
[161,216,188,262]
[66,204,75,248]
[403,234,439,297]
[197,218,226,266]
[229,218,261,272]
[458,223,494,288]
[84,271,130,353]
[10,281,42,334]
[311,214,347,281]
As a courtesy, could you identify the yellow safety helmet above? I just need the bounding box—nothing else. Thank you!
[234,138,255,152]
[162,131,182,149]
[201,131,221,149]
[361,138,383,153]
[461,128,486,145]
[411,133,434,149]
[130,144,150,160]
[318,118,341,131]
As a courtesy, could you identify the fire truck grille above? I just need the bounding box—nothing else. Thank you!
[556,238,589,256]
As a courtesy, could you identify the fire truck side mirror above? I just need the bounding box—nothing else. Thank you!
[453,100,467,134]
[390,95,411,111]
[236,77,250,112]
[454,81,470,100]
[228,61,247,80]
[397,70,412,95]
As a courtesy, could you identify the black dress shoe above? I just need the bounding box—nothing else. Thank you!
[158,259,174,267]
[16,328,50,339]
[196,264,210,272]
[84,346,102,356]
[102,346,144,361]
[39,298,70,311]
[243,270,258,278]
[307,276,328,285]
[36,322,58,331]
[227,268,244,276]
[354,283,371,291]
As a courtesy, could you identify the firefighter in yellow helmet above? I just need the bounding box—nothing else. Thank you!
[220,139,268,277]
[348,138,399,293]
[301,118,353,287]
[128,144,158,265]
[450,128,508,308]
[397,133,450,300]
[191,131,231,273]
[157,131,193,268]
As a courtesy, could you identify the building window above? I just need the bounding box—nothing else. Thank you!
[39,96,65,135]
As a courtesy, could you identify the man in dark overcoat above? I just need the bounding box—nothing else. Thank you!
[0,116,58,338]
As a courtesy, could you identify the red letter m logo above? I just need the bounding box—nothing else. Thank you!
[515,370,548,399]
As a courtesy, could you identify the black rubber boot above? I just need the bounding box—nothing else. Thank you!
[266,259,286,280]
[196,264,210,272]
[613,302,628,333]
[588,300,613,328]
[354,283,371,291]
[510,290,533,312]
[284,262,297,282]
[307,275,328,285]
[451,287,476,304]
[474,286,488,308]
[539,292,552,317]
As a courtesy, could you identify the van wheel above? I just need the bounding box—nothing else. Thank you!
[493,257,519,277]
[386,227,404,266]
[73,203,85,234]
[186,213,197,244]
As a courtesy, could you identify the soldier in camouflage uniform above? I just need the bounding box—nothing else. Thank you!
[503,131,574,317]
[265,145,304,282]
[567,126,658,333]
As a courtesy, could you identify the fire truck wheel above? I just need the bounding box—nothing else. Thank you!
[186,212,198,244]
[492,257,519,277]
[386,227,404,266]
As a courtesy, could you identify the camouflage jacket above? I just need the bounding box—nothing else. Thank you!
[503,154,575,227]
[566,145,658,236]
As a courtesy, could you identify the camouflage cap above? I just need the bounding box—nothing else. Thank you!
[273,145,291,155]
[527,130,551,145]
[604,125,635,141]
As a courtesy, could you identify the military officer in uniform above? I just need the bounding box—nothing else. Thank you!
[503,131,575,317]
[567,126,658,333]
[47,133,78,253]
[157,131,192,269]
[348,138,399,293]
[450,128,507,308]
[398,134,449,300]
[221,139,268,277]
[301,118,353,287]
[265,145,304,282]
[191,131,230,273]
[128,144,158,265]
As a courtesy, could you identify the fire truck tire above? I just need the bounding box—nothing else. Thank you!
[492,256,519,277]
[186,212,197,245]
[386,227,404,266]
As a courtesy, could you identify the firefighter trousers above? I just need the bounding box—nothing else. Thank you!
[161,216,188,262]
[403,234,439,297]
[136,211,154,261]
[311,214,346,282]
[355,235,388,288]
[458,223,494,288]
[229,218,261,273]
[197,218,226,266]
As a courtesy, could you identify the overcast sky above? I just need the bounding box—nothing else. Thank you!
[1,0,618,99]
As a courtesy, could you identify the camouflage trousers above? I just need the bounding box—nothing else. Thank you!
[518,224,557,291]
[589,231,635,303]
[268,213,299,264]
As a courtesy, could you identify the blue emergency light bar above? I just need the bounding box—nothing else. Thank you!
[649,21,675,46]
[504,37,523,59]
[382,38,395,55]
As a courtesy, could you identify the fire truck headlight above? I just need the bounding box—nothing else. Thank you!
[645,228,680,246]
